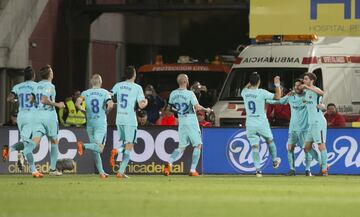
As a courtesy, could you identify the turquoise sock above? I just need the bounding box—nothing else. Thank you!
[305,152,312,171]
[119,150,130,174]
[287,150,295,170]
[309,149,319,162]
[320,149,328,170]
[11,142,24,151]
[252,146,261,171]
[169,149,183,164]
[93,152,105,174]
[23,141,36,173]
[268,142,277,160]
[84,143,100,153]
[190,148,201,171]
[50,144,59,170]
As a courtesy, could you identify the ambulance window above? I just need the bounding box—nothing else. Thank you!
[219,68,309,101]
[311,68,323,89]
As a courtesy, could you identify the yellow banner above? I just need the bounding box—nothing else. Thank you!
[250,0,360,37]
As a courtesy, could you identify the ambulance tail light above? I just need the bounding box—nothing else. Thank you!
[234,57,243,64]
[302,57,318,64]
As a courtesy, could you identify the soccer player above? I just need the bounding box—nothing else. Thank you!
[2,67,37,172]
[110,66,148,178]
[163,74,212,177]
[30,65,65,176]
[76,74,113,179]
[241,72,282,177]
[267,78,319,176]
[302,72,328,176]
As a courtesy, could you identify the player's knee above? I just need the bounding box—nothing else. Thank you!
[287,145,295,152]
[195,144,202,149]
[251,145,260,151]
[176,147,185,153]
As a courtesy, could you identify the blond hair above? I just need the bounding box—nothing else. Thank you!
[90,74,102,87]
[177,74,188,85]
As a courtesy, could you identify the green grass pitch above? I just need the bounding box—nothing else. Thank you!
[0,175,359,217]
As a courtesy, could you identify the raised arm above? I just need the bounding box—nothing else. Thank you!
[304,85,324,96]
[273,76,282,100]
[41,95,65,109]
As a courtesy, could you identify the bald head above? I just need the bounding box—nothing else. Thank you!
[177,74,189,86]
[90,74,102,87]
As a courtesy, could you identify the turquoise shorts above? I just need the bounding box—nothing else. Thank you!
[305,121,327,144]
[116,125,137,144]
[246,122,273,146]
[32,112,59,140]
[17,112,34,142]
[86,125,107,145]
[287,131,307,148]
[178,124,202,148]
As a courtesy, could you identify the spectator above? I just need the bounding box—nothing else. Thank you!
[197,111,212,127]
[324,103,346,127]
[191,81,212,107]
[156,107,177,126]
[137,110,153,127]
[59,89,86,127]
[144,85,165,124]
[3,111,17,126]
[266,89,291,126]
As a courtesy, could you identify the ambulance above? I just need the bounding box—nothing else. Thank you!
[212,35,360,127]
[137,55,231,107]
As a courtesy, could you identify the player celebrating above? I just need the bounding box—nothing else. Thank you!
[302,72,328,176]
[30,65,65,176]
[110,66,148,178]
[3,67,37,172]
[241,72,282,177]
[163,74,211,177]
[267,78,319,176]
[76,74,113,179]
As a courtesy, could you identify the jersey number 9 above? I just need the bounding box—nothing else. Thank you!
[248,101,256,114]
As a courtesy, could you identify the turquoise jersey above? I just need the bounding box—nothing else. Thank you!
[81,88,111,126]
[267,94,308,132]
[241,88,274,127]
[35,80,58,120]
[111,81,145,126]
[11,81,38,113]
[303,88,326,125]
[169,89,198,126]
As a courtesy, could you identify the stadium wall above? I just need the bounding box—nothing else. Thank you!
[1,127,359,175]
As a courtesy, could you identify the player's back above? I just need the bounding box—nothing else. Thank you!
[304,88,326,125]
[35,80,57,120]
[81,88,110,126]
[241,88,274,127]
[112,81,144,126]
[12,81,38,115]
[169,89,197,125]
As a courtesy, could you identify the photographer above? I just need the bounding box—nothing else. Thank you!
[144,85,165,124]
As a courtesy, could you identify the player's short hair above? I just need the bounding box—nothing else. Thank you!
[303,72,317,82]
[249,72,260,86]
[24,66,34,81]
[327,103,336,108]
[124,66,136,80]
[177,74,188,85]
[294,78,304,84]
[90,74,102,87]
[39,65,52,80]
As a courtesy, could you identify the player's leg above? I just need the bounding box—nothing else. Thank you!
[78,127,101,155]
[316,121,328,175]
[93,126,107,178]
[117,125,136,178]
[48,121,61,176]
[247,128,262,176]
[261,125,281,168]
[164,124,187,176]
[304,128,316,176]
[286,144,296,176]
[188,125,202,176]
[110,125,125,169]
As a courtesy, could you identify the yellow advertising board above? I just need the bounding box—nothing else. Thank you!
[250,0,360,37]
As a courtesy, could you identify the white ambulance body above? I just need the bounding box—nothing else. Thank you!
[213,36,360,127]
